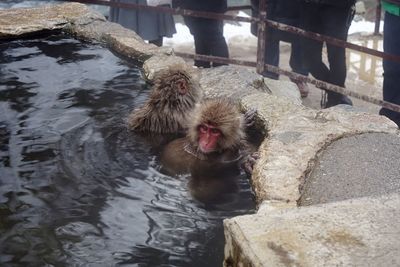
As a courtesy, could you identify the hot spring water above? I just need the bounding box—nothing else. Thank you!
[0,34,255,266]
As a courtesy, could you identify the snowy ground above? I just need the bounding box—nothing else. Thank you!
[164,11,384,48]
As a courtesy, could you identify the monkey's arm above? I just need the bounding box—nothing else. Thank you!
[242,152,260,177]
[239,140,260,177]
[243,108,257,128]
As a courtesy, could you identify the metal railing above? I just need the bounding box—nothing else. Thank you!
[63,0,400,113]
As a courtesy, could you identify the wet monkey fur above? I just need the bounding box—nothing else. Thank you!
[160,98,253,176]
[127,64,202,134]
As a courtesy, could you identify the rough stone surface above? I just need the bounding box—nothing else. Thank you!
[66,10,173,62]
[241,94,399,205]
[0,3,104,38]
[199,65,271,100]
[264,78,302,105]
[0,3,171,63]
[199,66,303,113]
[224,194,400,267]
[299,132,400,206]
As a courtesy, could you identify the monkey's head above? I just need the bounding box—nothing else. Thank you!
[149,64,202,110]
[188,99,244,154]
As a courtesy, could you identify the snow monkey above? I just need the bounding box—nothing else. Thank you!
[127,63,203,134]
[160,98,256,176]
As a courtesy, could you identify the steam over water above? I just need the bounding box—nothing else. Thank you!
[0,35,255,266]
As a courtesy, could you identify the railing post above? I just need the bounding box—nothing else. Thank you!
[374,0,382,35]
[256,0,267,74]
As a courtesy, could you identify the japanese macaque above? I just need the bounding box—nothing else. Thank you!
[127,64,202,134]
[160,98,258,202]
[161,99,245,173]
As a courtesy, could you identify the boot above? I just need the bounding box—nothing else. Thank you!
[324,92,353,108]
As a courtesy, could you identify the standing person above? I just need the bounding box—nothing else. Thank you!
[109,0,176,47]
[251,0,310,97]
[299,0,355,108]
[176,0,229,68]
[379,0,400,127]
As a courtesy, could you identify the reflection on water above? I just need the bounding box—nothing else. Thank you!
[0,0,55,9]
[0,35,255,266]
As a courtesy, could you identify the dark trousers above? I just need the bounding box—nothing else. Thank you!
[263,29,309,79]
[300,3,353,105]
[184,17,229,68]
[379,12,400,127]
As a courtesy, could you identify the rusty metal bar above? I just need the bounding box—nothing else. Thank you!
[175,52,257,68]
[64,0,400,112]
[374,0,382,35]
[174,52,400,113]
[266,20,400,63]
[66,0,400,63]
[264,65,400,113]
[256,0,267,74]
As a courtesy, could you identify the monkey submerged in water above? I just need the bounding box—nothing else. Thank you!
[127,64,202,134]
[162,99,256,171]
[160,98,258,203]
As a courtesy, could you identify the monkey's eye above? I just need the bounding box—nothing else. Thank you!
[210,128,221,136]
[199,125,208,133]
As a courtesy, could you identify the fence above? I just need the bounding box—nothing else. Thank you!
[65,0,400,113]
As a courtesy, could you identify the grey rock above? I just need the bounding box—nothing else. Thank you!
[224,193,400,267]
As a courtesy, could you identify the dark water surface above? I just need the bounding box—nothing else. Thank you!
[0,35,255,266]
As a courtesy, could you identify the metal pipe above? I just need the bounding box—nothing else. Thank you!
[174,52,400,113]
[66,0,400,63]
[64,0,400,113]
[266,20,400,63]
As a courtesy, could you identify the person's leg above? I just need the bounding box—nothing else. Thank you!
[149,37,163,47]
[262,29,280,79]
[207,19,229,67]
[193,35,212,68]
[323,4,354,107]
[184,17,212,68]
[379,12,400,127]
[289,38,308,76]
[289,35,310,97]
[300,3,330,83]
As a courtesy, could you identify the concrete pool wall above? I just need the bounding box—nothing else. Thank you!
[2,3,400,266]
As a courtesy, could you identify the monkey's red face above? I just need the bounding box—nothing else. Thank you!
[198,124,221,154]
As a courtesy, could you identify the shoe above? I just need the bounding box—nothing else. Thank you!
[262,71,279,80]
[295,81,309,98]
[325,94,353,108]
